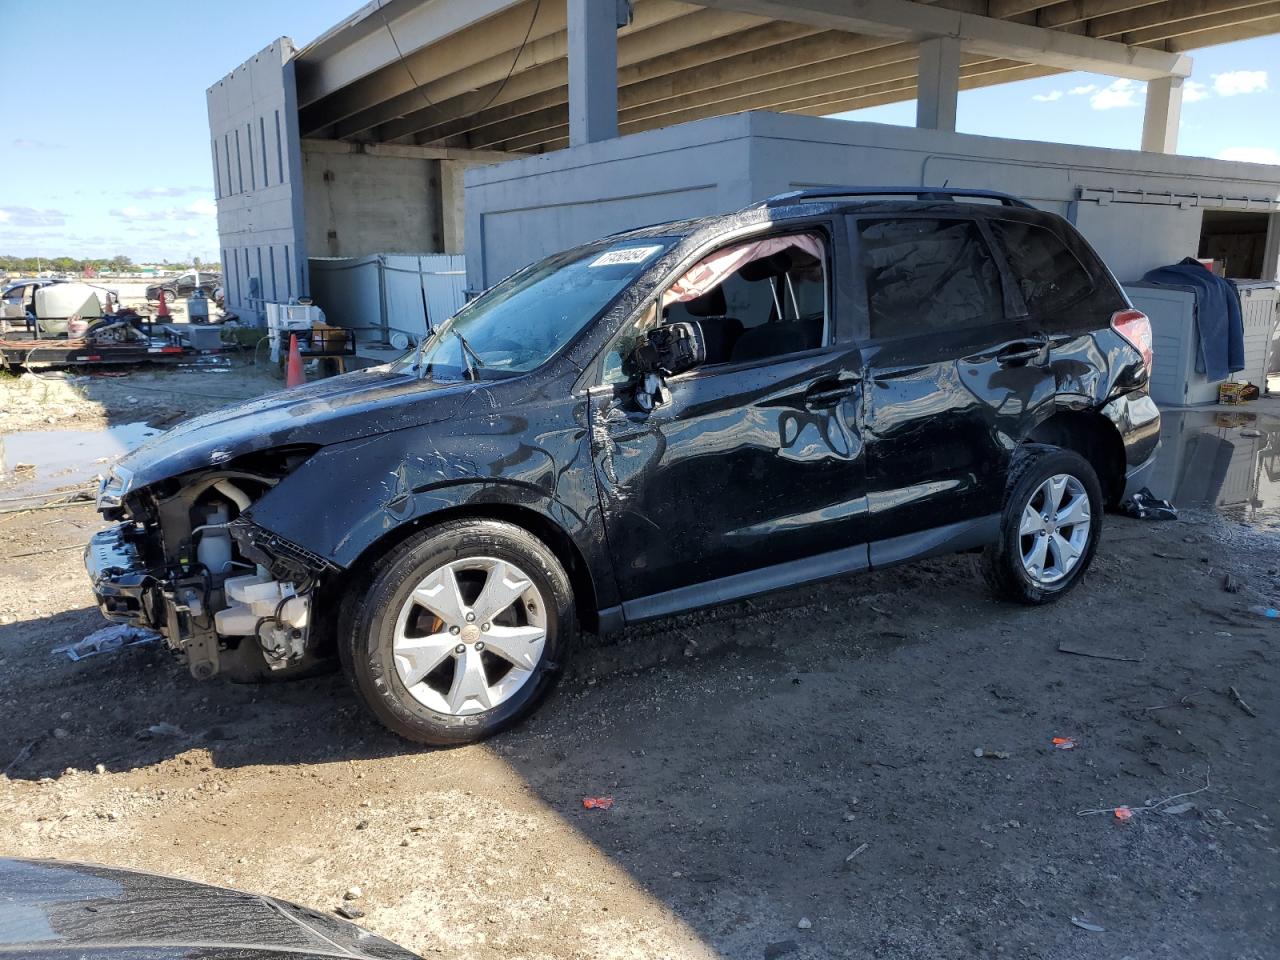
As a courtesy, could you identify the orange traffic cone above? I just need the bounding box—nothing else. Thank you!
[156,288,171,318]
[285,333,306,387]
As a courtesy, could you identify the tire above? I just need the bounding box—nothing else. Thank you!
[980,445,1103,605]
[340,519,576,745]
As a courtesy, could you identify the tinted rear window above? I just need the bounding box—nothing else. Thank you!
[989,219,1095,319]
[858,218,1004,339]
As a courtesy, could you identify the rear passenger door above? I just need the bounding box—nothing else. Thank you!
[986,216,1126,398]
[852,215,1057,559]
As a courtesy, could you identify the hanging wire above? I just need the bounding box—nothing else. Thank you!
[376,0,544,136]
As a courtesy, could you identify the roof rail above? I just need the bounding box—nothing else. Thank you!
[755,186,1035,209]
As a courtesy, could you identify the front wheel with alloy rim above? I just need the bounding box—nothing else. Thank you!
[341,519,577,745]
[980,446,1103,605]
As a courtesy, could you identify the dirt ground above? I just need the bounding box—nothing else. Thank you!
[1,366,1278,960]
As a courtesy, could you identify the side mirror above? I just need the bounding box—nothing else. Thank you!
[632,320,706,378]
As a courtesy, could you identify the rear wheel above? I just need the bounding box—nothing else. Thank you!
[341,519,576,745]
[980,446,1102,605]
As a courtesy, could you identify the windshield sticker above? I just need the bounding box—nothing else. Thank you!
[590,245,663,268]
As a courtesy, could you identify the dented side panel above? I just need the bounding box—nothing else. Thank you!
[242,383,619,609]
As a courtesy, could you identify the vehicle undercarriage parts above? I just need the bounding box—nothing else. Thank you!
[213,573,312,670]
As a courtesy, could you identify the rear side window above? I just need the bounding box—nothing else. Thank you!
[989,219,1094,318]
[858,218,1003,339]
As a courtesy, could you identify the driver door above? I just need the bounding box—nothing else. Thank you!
[587,223,869,619]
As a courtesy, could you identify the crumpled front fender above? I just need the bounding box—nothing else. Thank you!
[241,407,617,609]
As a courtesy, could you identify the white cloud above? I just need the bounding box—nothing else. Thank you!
[0,206,68,228]
[1216,146,1280,165]
[125,185,207,199]
[1212,70,1268,96]
[1068,84,1098,96]
[1032,90,1063,102]
[12,138,65,150]
[182,227,201,237]
[110,197,216,222]
[1090,78,1142,110]
[1182,80,1210,103]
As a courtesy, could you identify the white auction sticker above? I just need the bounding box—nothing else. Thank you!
[590,245,663,268]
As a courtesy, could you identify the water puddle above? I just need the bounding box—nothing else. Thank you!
[0,423,159,499]
[1147,410,1280,532]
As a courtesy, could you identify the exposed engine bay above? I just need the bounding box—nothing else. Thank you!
[86,448,332,680]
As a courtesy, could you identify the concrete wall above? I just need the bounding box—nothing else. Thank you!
[464,110,1280,291]
[301,140,444,259]
[206,39,308,326]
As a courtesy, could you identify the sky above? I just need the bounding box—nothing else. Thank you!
[0,2,1277,263]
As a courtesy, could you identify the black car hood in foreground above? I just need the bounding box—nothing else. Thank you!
[0,858,419,959]
[117,364,472,489]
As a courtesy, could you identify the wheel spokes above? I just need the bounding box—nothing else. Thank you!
[446,645,492,714]
[482,624,546,671]
[471,561,533,625]
[412,565,468,626]
[393,633,457,687]
[1050,532,1082,571]
[1024,533,1050,579]
[1045,475,1069,512]
[1056,492,1090,528]
[1020,503,1045,536]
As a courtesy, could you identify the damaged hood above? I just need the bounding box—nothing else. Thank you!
[118,365,472,488]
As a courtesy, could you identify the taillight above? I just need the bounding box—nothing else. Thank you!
[1111,308,1152,374]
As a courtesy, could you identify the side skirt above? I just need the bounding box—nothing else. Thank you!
[607,514,999,629]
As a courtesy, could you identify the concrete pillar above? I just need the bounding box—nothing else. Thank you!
[567,0,619,147]
[916,36,961,132]
[1141,76,1183,153]
[439,160,466,255]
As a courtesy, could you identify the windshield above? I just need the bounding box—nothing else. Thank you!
[393,238,676,381]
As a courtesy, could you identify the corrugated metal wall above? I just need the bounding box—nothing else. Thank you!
[309,254,468,343]
[206,39,308,326]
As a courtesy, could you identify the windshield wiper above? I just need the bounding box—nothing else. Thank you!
[450,327,486,381]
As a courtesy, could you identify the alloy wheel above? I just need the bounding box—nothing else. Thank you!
[1018,473,1091,585]
[391,557,547,716]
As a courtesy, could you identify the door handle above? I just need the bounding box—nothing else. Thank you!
[804,377,860,408]
[994,339,1047,366]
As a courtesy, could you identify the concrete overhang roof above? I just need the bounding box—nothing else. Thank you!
[291,0,1280,154]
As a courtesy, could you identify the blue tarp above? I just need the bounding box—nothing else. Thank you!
[1141,258,1244,381]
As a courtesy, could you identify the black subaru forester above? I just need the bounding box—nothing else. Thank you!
[87,187,1160,744]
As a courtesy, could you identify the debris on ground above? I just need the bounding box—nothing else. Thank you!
[1247,605,1279,620]
[1160,802,1197,816]
[1222,573,1241,593]
[335,905,366,920]
[344,886,362,901]
[1228,686,1258,718]
[51,624,160,662]
[1070,917,1105,932]
[844,842,870,864]
[143,722,185,739]
[1052,737,1078,750]
[1119,488,1177,521]
[1077,770,1213,818]
[582,796,614,810]
[796,917,812,930]
[973,747,1010,759]
[1057,643,1143,662]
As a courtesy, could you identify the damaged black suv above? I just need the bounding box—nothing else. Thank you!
[87,187,1160,745]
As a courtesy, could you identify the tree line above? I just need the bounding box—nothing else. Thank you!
[1,255,221,274]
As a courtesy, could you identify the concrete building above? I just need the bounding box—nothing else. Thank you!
[207,0,1280,327]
